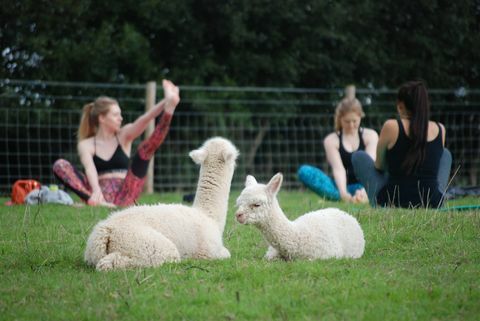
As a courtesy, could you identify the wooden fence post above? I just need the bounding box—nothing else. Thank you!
[144,81,156,194]
[345,84,356,99]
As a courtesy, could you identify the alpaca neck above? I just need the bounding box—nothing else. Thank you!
[257,199,297,251]
[193,163,233,233]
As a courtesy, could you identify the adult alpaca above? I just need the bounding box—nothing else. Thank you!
[84,137,239,271]
[235,173,365,260]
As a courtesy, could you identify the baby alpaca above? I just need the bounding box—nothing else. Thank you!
[235,173,365,260]
[84,137,239,271]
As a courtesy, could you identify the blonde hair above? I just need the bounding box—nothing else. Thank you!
[334,86,365,131]
[77,96,118,141]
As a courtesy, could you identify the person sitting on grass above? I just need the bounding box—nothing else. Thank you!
[352,80,452,208]
[298,88,378,203]
[53,79,180,207]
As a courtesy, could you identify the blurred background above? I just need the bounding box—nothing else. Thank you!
[1,0,479,194]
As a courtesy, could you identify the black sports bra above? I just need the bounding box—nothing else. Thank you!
[338,128,366,184]
[93,135,129,175]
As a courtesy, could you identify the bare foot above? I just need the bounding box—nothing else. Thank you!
[163,79,180,113]
[87,198,116,208]
[99,201,116,208]
[72,202,86,208]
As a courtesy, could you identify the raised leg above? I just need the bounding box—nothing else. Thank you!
[264,246,281,261]
[113,112,173,206]
[214,246,231,259]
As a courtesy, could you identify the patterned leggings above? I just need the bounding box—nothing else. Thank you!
[297,164,363,201]
[53,112,173,206]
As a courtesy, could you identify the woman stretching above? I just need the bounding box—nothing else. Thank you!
[298,94,378,203]
[352,80,452,208]
[53,79,180,207]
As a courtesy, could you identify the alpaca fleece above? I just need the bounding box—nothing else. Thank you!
[235,173,365,260]
[84,137,239,271]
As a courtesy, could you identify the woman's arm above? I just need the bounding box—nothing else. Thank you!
[77,140,107,205]
[120,99,168,143]
[375,119,397,171]
[324,133,353,202]
[120,80,180,144]
[439,122,446,146]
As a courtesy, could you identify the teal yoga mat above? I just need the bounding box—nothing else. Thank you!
[440,205,480,211]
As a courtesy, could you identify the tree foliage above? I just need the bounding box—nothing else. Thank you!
[1,0,479,88]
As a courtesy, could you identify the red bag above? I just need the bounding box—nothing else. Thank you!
[11,180,41,204]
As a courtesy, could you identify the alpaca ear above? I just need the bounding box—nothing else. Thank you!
[266,173,283,195]
[189,149,207,164]
[245,175,257,187]
[222,148,239,163]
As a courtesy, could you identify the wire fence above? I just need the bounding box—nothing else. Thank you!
[1,79,479,196]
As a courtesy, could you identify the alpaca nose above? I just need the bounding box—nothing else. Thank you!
[235,212,245,223]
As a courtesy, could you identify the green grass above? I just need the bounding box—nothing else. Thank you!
[1,191,479,320]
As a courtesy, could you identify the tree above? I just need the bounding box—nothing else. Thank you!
[1,0,478,87]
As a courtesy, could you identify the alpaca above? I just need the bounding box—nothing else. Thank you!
[84,137,239,271]
[235,173,365,260]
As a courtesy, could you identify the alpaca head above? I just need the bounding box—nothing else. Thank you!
[235,173,283,225]
[189,137,239,168]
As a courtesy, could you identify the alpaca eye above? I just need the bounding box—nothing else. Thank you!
[250,203,260,209]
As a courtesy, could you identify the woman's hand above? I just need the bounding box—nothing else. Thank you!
[87,190,104,206]
[87,191,115,207]
[340,189,368,204]
[340,191,354,203]
[353,188,369,204]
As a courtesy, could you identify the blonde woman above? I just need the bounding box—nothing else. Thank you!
[298,93,378,203]
[53,80,180,207]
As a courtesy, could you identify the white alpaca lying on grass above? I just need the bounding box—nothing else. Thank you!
[84,137,239,271]
[235,173,365,260]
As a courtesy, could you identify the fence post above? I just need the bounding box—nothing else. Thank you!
[345,84,356,99]
[144,81,156,194]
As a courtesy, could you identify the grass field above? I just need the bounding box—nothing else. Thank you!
[1,191,479,320]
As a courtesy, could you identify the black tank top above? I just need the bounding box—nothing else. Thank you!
[338,128,366,184]
[93,135,129,175]
[377,119,444,208]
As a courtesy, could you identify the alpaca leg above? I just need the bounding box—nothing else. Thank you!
[264,246,281,261]
[194,243,231,259]
[96,252,135,271]
[96,228,181,271]
[213,246,231,259]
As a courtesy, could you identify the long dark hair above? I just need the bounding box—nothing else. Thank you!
[398,80,430,174]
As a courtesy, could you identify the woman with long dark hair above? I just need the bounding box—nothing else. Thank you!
[352,80,452,208]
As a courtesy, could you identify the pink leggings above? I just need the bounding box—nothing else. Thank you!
[53,112,172,206]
